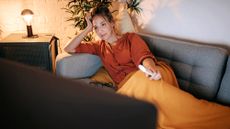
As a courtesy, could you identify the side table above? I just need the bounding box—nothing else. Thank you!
[0,33,58,72]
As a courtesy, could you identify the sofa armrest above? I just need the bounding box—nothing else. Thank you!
[217,56,230,105]
[55,52,102,78]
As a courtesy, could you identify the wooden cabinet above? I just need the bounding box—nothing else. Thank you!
[0,33,58,72]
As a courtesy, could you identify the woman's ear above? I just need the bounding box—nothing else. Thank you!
[109,20,115,28]
[112,22,115,28]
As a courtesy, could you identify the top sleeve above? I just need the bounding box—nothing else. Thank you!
[129,33,157,66]
[75,41,99,55]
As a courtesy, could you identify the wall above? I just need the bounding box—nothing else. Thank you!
[1,0,230,52]
[135,0,230,51]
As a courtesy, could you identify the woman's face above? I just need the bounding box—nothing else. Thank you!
[92,15,115,41]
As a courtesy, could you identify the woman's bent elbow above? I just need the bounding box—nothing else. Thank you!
[63,47,75,53]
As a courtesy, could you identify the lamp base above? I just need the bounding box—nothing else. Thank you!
[22,34,39,39]
[22,25,38,38]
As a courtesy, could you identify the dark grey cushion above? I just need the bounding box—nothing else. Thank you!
[139,33,228,100]
[216,56,230,105]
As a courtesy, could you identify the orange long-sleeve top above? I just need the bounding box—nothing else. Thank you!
[75,32,155,84]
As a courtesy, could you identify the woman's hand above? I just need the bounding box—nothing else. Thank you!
[146,65,161,80]
[142,58,162,80]
[63,13,93,53]
[85,13,93,32]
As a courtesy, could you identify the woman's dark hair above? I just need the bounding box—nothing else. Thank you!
[91,5,114,22]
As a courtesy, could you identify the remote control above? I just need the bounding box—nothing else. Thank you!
[138,65,161,80]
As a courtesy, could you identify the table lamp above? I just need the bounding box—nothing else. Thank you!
[21,9,38,38]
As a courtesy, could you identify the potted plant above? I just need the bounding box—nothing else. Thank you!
[62,0,141,41]
[126,0,142,14]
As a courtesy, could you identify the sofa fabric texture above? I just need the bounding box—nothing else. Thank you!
[56,33,230,105]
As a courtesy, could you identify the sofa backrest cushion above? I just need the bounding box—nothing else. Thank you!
[139,33,228,100]
[216,56,230,105]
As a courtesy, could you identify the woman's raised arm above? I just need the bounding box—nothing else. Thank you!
[63,13,93,53]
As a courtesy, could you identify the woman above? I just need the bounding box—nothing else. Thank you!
[64,6,230,129]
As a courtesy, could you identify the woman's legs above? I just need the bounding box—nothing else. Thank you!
[117,71,230,129]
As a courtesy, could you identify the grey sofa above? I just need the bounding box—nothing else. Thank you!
[56,33,230,106]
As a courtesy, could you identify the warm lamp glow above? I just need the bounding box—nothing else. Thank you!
[21,9,37,38]
[22,15,33,26]
[21,9,33,25]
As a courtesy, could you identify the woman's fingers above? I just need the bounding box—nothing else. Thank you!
[149,70,161,80]
[154,71,161,80]
[85,12,91,18]
[85,13,93,31]
[141,65,161,80]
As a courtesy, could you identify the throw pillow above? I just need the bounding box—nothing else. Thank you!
[115,5,136,34]
[56,53,102,78]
